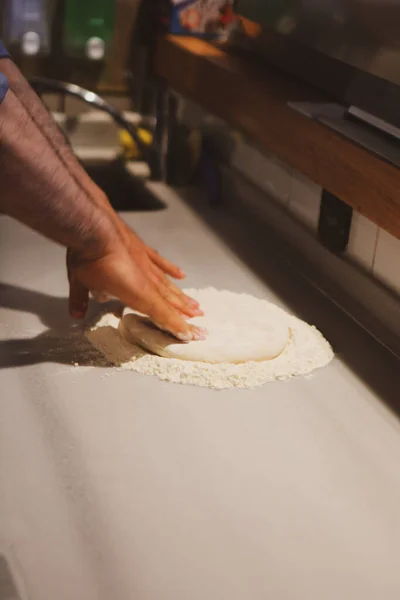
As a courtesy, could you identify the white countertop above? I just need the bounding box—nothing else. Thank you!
[1,183,400,600]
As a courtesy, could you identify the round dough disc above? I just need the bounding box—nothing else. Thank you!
[119,289,290,364]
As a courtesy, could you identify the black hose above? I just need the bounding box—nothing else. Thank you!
[29,76,150,157]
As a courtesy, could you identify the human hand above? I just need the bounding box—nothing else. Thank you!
[67,235,206,342]
[116,221,203,319]
[86,190,203,320]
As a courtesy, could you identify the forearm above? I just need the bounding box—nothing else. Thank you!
[0,58,115,215]
[0,58,139,252]
[0,89,115,255]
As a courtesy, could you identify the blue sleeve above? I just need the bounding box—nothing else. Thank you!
[0,41,9,59]
[0,42,9,104]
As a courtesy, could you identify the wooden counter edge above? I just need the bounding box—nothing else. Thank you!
[155,35,400,240]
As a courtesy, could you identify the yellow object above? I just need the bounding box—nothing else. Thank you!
[119,128,152,160]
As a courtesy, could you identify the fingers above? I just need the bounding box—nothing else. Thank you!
[91,256,205,341]
[149,262,202,315]
[67,243,206,341]
[143,290,207,341]
[120,282,205,341]
[165,279,200,310]
[147,247,186,280]
[68,276,89,319]
[150,270,202,318]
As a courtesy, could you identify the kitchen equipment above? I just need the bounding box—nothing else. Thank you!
[2,0,49,56]
[233,0,400,131]
[63,0,116,60]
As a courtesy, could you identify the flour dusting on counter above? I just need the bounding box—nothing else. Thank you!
[85,291,333,390]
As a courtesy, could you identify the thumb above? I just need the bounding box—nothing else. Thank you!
[68,275,89,319]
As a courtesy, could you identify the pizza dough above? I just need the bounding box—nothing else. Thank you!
[86,288,334,389]
[119,289,290,364]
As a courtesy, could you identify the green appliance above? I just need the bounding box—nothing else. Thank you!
[63,0,116,60]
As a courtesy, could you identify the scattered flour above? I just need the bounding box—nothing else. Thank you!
[85,289,334,390]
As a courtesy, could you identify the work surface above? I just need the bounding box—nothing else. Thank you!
[1,183,400,600]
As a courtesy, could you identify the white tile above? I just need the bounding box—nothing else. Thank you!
[347,212,379,272]
[373,229,400,294]
[231,142,292,206]
[288,172,321,230]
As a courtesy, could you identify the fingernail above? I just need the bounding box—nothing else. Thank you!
[193,331,206,341]
[192,309,204,317]
[188,298,199,308]
[192,327,207,341]
[179,270,187,278]
[177,332,192,342]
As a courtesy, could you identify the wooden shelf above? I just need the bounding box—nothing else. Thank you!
[155,35,400,240]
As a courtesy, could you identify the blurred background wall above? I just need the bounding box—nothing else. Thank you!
[0,0,141,102]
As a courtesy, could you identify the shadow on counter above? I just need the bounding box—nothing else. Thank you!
[0,283,116,370]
